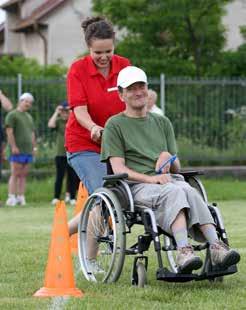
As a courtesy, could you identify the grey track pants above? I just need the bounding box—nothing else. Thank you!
[130,174,214,242]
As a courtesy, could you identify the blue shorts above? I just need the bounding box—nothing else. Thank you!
[9,154,33,164]
[67,151,106,194]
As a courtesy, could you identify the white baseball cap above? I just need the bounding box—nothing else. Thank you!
[19,92,34,102]
[117,66,148,88]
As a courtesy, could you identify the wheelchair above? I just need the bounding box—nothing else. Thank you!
[78,169,238,287]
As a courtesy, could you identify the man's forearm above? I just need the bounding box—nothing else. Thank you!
[111,162,151,183]
[6,131,17,149]
[48,111,59,128]
[110,156,176,185]
[0,91,13,111]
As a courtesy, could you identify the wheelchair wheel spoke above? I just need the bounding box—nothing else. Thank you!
[78,188,126,283]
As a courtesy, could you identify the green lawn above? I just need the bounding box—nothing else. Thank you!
[1,176,246,203]
[0,178,245,309]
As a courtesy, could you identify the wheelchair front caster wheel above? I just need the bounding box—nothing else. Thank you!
[132,262,147,288]
[131,256,148,288]
[137,262,147,288]
[209,276,224,283]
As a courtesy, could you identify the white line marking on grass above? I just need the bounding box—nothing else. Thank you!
[49,297,69,310]
[48,259,81,310]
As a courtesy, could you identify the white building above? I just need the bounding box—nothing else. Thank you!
[0,0,92,66]
[223,0,246,50]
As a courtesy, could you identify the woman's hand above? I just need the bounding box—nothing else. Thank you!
[90,124,104,143]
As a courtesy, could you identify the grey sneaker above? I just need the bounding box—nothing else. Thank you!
[177,245,203,274]
[210,240,240,269]
[88,259,105,274]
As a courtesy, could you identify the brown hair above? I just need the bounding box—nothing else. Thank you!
[81,16,115,46]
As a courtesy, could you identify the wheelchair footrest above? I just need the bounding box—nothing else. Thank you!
[156,268,198,282]
[196,264,238,281]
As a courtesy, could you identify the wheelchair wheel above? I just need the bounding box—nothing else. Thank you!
[78,187,126,283]
[186,175,208,203]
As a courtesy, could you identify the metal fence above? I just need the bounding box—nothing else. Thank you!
[164,78,246,164]
[1,75,246,165]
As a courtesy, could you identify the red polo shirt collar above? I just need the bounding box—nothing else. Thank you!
[87,55,118,78]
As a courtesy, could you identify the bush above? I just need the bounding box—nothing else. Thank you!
[0,55,67,77]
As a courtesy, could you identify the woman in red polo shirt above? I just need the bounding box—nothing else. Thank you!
[66,17,130,234]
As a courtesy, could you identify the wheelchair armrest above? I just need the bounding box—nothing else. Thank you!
[179,170,205,178]
[103,173,129,181]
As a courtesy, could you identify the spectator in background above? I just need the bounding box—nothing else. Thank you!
[147,89,163,116]
[5,93,36,206]
[0,90,13,207]
[0,90,13,176]
[48,101,79,206]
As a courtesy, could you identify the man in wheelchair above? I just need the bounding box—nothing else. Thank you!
[100,66,240,275]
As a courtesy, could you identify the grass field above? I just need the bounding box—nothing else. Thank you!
[0,177,245,309]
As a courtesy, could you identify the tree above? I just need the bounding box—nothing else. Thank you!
[93,0,231,77]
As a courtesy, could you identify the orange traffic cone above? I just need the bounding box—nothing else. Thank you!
[34,201,83,297]
[70,182,89,254]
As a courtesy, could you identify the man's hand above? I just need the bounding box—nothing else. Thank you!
[11,146,20,155]
[55,105,62,114]
[146,173,171,184]
[90,124,104,143]
[155,151,172,174]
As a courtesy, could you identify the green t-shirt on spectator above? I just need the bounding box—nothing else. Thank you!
[5,109,34,154]
[101,112,177,176]
[55,118,66,156]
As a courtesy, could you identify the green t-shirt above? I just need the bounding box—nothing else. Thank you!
[5,109,34,154]
[55,118,66,156]
[101,112,177,175]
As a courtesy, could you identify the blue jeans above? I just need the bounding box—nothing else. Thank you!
[67,151,106,194]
